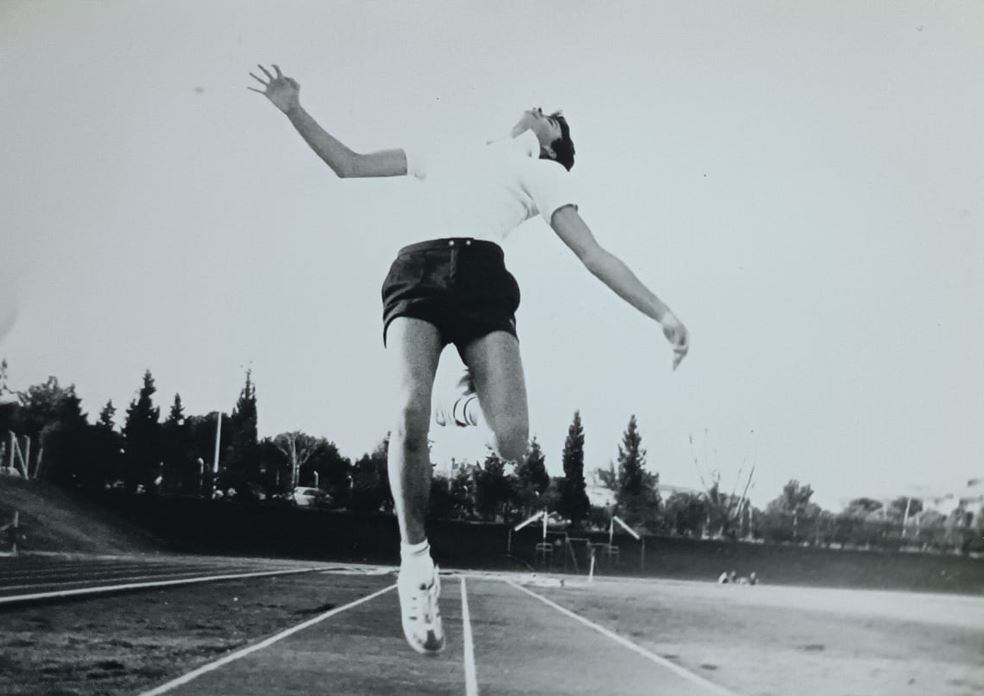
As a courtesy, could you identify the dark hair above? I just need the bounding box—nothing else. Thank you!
[541,111,575,171]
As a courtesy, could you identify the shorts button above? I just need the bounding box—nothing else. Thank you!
[448,240,455,246]
[465,240,472,246]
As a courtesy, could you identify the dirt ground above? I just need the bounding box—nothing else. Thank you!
[532,575,984,696]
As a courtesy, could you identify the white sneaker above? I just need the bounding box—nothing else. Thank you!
[397,564,446,654]
[434,371,477,428]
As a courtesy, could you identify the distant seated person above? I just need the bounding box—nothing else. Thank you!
[736,572,759,586]
[718,569,738,584]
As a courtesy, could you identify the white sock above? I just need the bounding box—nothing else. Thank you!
[453,395,479,426]
[400,540,434,583]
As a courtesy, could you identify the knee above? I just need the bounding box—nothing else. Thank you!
[492,418,529,462]
[392,400,431,453]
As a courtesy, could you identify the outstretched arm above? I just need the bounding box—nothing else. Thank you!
[248,64,407,178]
[550,205,690,370]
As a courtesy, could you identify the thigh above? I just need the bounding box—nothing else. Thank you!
[460,331,529,430]
[385,317,445,414]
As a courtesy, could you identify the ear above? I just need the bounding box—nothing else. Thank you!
[540,145,556,160]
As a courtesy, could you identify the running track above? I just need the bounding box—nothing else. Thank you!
[0,555,740,695]
[4,554,983,695]
[0,553,330,605]
[136,573,736,696]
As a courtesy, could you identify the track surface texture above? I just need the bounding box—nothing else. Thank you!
[2,553,983,696]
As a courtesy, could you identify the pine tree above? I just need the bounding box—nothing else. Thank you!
[162,394,192,494]
[225,370,259,494]
[95,399,123,488]
[166,394,185,425]
[618,415,646,495]
[38,383,89,486]
[614,414,660,528]
[97,400,117,430]
[231,370,258,445]
[514,438,549,517]
[560,411,590,528]
[122,370,162,493]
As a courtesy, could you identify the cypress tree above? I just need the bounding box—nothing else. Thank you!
[560,411,590,528]
[615,414,660,528]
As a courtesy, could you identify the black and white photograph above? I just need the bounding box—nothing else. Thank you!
[1,2,982,694]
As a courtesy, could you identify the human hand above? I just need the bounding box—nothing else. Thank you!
[661,311,689,370]
[248,64,300,114]
[509,107,542,138]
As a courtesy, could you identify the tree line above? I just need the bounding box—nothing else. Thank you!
[0,360,980,553]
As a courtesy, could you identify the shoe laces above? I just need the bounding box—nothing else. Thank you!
[402,567,440,625]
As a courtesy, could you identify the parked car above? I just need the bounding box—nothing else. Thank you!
[290,486,329,508]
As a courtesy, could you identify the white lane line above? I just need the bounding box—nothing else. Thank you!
[137,583,396,696]
[0,569,268,592]
[505,580,743,696]
[460,577,479,696]
[0,567,317,605]
[0,564,165,577]
[0,561,251,574]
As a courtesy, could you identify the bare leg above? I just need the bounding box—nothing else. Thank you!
[461,331,530,462]
[385,317,444,545]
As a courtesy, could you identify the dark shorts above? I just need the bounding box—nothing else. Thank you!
[381,238,521,355]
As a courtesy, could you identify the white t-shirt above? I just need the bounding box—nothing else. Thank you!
[403,130,577,243]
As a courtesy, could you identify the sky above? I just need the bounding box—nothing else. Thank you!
[1,1,982,511]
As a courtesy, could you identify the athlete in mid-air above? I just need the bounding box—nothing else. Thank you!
[250,64,690,655]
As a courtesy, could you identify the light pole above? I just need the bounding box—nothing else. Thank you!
[211,412,222,498]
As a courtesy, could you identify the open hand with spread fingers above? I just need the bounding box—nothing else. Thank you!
[248,64,300,114]
[661,311,690,370]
